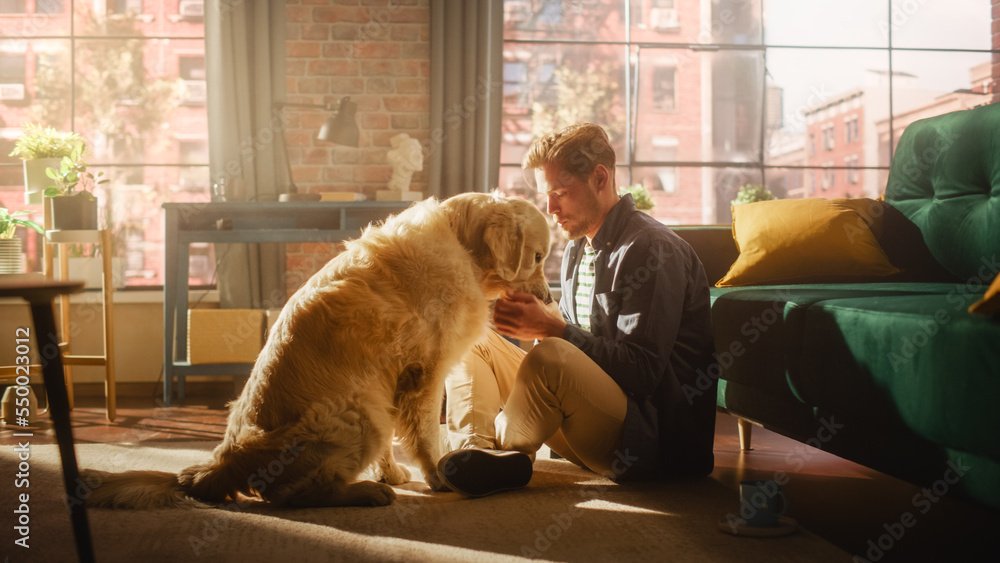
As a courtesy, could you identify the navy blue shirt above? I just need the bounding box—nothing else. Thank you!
[558,194,716,478]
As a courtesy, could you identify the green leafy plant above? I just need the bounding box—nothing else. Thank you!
[44,144,106,199]
[530,63,625,147]
[619,184,655,211]
[0,207,44,239]
[731,184,776,206]
[8,123,85,160]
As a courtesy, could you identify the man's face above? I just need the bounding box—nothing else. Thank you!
[535,162,602,240]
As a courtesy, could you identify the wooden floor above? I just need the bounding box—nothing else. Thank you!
[711,416,1000,562]
[3,389,998,562]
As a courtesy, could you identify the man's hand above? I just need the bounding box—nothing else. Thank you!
[493,291,566,341]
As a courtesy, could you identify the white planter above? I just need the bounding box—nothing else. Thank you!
[55,257,126,289]
[23,158,62,206]
[0,238,24,274]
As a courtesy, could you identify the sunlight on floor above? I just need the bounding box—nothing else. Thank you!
[574,498,679,517]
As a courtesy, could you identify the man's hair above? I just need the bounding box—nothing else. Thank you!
[521,123,616,187]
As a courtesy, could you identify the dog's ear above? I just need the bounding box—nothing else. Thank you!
[483,216,524,281]
[442,195,479,250]
[442,193,525,279]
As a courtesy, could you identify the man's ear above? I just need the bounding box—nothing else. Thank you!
[483,217,524,281]
[592,164,612,193]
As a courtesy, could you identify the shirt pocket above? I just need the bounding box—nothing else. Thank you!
[592,291,622,329]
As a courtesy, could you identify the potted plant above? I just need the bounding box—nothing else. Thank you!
[8,123,85,205]
[0,207,44,274]
[619,184,655,213]
[731,184,777,206]
[54,208,127,289]
[44,143,107,231]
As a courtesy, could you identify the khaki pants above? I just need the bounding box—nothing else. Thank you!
[445,330,627,477]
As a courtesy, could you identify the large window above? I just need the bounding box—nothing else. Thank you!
[0,0,208,287]
[500,0,996,232]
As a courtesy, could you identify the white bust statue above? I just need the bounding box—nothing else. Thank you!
[386,133,423,192]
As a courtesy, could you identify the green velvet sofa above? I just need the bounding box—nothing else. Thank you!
[674,102,1000,510]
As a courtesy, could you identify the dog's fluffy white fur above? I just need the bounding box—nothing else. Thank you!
[83,192,551,508]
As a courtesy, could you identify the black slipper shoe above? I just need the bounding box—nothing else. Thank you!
[437,448,533,497]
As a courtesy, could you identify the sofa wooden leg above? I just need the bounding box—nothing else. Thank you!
[737,418,753,451]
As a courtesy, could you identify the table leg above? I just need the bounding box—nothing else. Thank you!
[101,228,117,422]
[30,302,95,563]
[176,241,190,401]
[163,209,178,406]
[57,245,74,410]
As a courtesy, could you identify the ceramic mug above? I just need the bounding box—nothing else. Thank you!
[738,479,789,527]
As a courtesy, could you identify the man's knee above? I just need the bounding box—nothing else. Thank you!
[527,336,575,363]
[521,338,576,382]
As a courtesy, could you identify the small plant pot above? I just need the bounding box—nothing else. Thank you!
[0,238,24,274]
[23,158,62,205]
[47,193,98,231]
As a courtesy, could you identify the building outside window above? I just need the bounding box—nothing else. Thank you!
[822,124,836,151]
[845,115,859,144]
[501,0,997,235]
[0,0,208,287]
[0,52,25,101]
[503,60,530,110]
[36,1,63,15]
[651,65,676,111]
[178,54,205,106]
[845,154,860,185]
[110,0,142,16]
[1,1,996,287]
[0,1,25,14]
[821,163,835,191]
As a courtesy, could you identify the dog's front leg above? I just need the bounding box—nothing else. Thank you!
[395,372,449,491]
[412,420,449,492]
[398,401,448,491]
[411,409,449,492]
[375,435,411,485]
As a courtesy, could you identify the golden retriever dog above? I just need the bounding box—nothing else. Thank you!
[83,192,551,508]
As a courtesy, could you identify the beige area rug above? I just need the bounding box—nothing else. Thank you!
[1,441,850,562]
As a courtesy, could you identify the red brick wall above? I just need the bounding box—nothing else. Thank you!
[283,0,431,293]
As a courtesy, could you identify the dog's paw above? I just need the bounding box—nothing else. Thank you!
[177,464,211,490]
[379,462,411,485]
[348,481,397,506]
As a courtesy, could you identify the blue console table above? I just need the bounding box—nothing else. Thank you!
[162,201,411,405]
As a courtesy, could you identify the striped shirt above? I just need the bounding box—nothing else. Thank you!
[574,242,596,330]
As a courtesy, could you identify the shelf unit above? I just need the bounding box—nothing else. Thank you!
[45,228,117,421]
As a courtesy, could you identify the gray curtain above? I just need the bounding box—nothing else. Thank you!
[429,0,504,198]
[205,0,287,310]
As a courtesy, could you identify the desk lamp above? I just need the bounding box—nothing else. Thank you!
[276,96,360,202]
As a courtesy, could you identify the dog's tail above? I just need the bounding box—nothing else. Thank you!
[80,437,297,509]
[79,469,211,509]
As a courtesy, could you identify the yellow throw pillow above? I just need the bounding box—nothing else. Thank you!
[969,273,1000,315]
[717,198,900,287]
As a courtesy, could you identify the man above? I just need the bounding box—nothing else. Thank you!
[437,123,717,496]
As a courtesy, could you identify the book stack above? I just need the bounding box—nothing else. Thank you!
[376,190,423,202]
[319,192,367,202]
